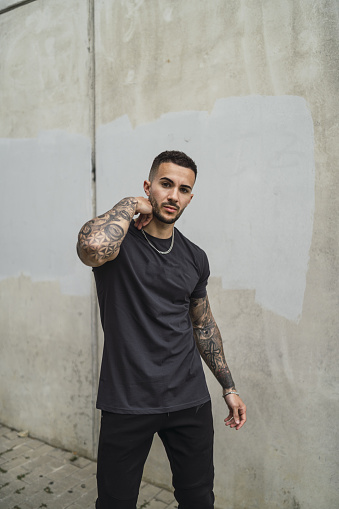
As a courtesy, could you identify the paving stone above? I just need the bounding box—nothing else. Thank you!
[15,480,42,498]
[75,485,97,506]
[138,482,163,502]
[2,455,31,472]
[19,454,60,473]
[1,462,23,477]
[24,489,55,508]
[72,475,97,493]
[0,448,18,462]
[54,487,85,507]
[47,447,76,461]
[149,499,170,508]
[68,455,92,469]
[0,457,9,467]
[5,438,30,451]
[45,463,80,481]
[19,463,61,484]
[44,478,79,496]
[0,443,14,455]
[68,461,96,482]
[2,487,29,506]
[24,476,52,495]
[12,444,36,458]
[137,484,165,507]
[0,495,34,509]
[1,476,23,493]
[25,443,56,458]
[155,488,176,504]
[3,429,20,440]
[21,436,47,450]
[165,500,179,508]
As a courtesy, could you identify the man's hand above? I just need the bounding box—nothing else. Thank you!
[134,197,153,230]
[224,393,247,430]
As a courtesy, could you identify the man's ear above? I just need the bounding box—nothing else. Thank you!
[143,180,151,197]
[189,194,194,203]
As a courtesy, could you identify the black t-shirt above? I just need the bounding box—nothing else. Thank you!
[93,222,211,414]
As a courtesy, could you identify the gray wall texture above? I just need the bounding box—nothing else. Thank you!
[0,1,338,508]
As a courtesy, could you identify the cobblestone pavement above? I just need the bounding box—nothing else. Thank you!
[0,424,177,509]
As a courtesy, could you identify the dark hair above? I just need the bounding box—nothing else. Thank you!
[149,150,197,181]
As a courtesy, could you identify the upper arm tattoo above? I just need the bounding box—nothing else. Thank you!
[77,197,137,266]
[190,295,235,390]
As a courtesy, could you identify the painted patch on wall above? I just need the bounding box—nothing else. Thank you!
[97,96,315,322]
[0,130,92,295]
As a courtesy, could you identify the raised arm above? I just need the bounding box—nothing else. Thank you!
[189,294,247,430]
[77,196,152,267]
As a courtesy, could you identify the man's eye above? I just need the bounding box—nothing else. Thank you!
[162,182,170,187]
[181,188,188,193]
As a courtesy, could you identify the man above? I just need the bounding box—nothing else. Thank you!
[77,150,246,509]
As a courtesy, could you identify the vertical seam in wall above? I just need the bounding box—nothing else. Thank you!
[88,0,98,460]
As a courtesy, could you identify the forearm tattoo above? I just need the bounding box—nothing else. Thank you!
[190,296,235,390]
[77,197,137,264]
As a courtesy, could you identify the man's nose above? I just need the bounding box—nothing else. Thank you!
[168,187,179,202]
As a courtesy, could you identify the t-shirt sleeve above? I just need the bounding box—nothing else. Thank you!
[190,250,210,299]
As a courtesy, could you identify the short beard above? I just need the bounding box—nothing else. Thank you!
[149,195,185,224]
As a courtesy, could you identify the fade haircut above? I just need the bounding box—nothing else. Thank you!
[149,150,197,182]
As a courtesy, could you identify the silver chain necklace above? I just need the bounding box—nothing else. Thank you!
[141,228,174,255]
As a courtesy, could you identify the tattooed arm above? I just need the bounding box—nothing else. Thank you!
[190,295,247,430]
[77,196,152,267]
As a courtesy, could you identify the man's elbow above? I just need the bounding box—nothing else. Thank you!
[76,240,101,267]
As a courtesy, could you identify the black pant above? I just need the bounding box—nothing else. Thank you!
[96,401,214,509]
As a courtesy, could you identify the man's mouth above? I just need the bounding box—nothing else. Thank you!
[163,204,179,213]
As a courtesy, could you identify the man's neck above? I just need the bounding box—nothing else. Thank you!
[143,218,174,239]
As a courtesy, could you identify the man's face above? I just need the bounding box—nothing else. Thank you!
[144,162,195,224]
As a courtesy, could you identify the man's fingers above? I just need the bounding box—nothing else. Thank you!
[134,214,146,229]
[224,413,234,426]
[231,406,247,430]
[235,414,246,430]
[236,407,247,430]
[233,408,240,425]
[134,212,153,230]
[142,214,153,227]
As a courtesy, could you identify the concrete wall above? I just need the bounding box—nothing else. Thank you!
[1,1,338,508]
[0,0,96,457]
